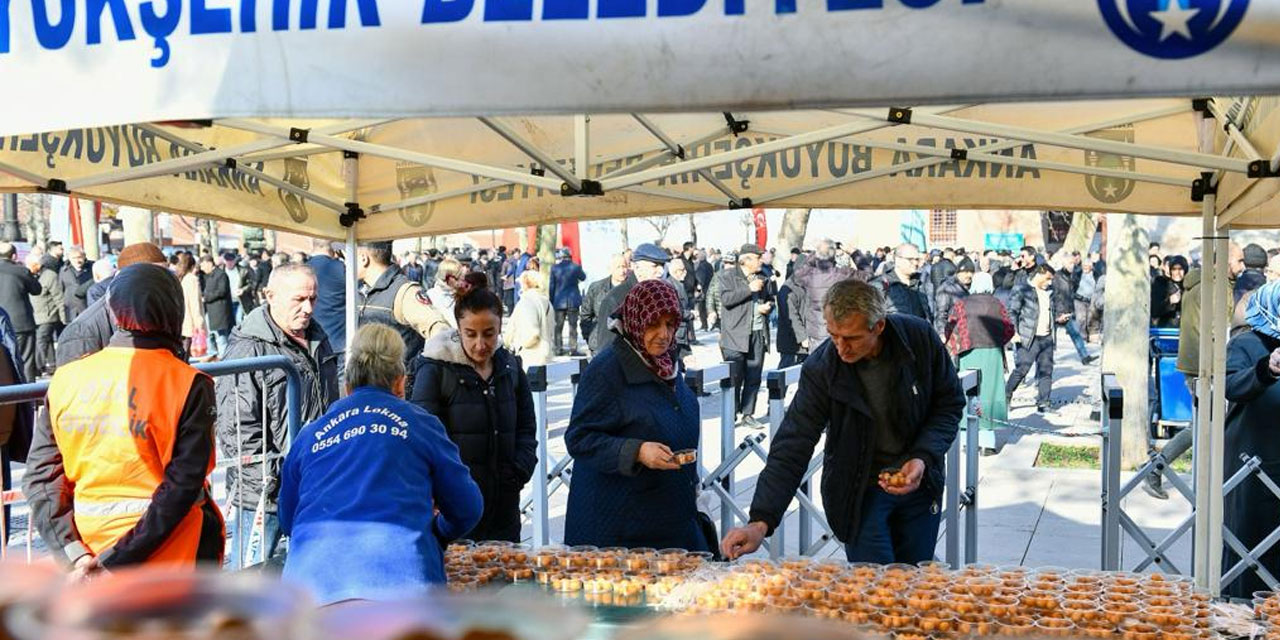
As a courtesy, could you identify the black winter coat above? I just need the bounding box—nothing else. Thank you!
[748,315,965,544]
[588,274,636,355]
[411,330,537,543]
[215,306,339,511]
[871,271,931,322]
[579,276,614,347]
[776,282,805,356]
[933,277,969,337]
[54,296,115,367]
[203,268,235,332]
[1007,283,1055,344]
[791,258,856,345]
[1223,329,1280,597]
[59,263,93,323]
[0,259,40,332]
[716,267,772,354]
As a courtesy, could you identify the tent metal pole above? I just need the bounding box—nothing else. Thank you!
[0,161,47,186]
[344,153,360,375]
[752,106,1195,205]
[1209,220,1229,596]
[479,117,582,191]
[600,119,901,191]
[621,185,732,207]
[237,145,337,163]
[1206,99,1263,162]
[371,181,509,215]
[137,124,348,213]
[630,114,744,205]
[603,128,731,179]
[220,119,565,192]
[872,112,1250,174]
[66,120,381,191]
[1193,191,1216,590]
[575,115,590,181]
[1270,147,1280,174]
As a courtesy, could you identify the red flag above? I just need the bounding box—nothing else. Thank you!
[67,198,83,246]
[559,221,582,264]
[752,208,768,248]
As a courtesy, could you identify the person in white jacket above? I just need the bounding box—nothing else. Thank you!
[505,270,554,365]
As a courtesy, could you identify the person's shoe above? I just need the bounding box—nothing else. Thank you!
[1142,472,1169,500]
[1082,354,1099,365]
[740,416,767,430]
[1036,403,1051,413]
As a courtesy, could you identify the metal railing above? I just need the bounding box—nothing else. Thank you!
[0,355,303,565]
[526,358,587,547]
[688,362,750,544]
[1100,371,1280,589]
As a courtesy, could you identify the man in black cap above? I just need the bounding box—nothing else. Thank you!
[715,244,775,429]
[587,243,670,355]
[1236,243,1269,303]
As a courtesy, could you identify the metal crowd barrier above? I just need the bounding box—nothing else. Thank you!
[688,362,754,545]
[0,355,303,566]
[1099,372,1280,588]
[759,366,982,565]
[526,358,587,547]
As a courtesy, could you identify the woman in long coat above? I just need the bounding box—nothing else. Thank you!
[563,279,708,551]
[1224,281,1280,597]
[945,272,1014,437]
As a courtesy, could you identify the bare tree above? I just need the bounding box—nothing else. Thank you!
[774,208,812,259]
[687,213,698,247]
[639,215,676,244]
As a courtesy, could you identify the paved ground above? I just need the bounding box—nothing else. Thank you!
[2,326,1193,574]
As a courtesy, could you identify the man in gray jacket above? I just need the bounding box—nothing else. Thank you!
[216,263,339,567]
[716,244,774,429]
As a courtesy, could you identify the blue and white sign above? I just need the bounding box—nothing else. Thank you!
[0,1,1279,137]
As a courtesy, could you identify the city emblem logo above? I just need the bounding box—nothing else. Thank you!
[395,163,438,228]
[1084,128,1136,205]
[277,158,310,223]
[1098,0,1249,59]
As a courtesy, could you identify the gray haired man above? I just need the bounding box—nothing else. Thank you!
[721,278,964,564]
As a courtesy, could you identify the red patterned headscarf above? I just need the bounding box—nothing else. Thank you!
[616,279,683,381]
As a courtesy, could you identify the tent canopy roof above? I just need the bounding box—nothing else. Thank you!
[0,97,1277,240]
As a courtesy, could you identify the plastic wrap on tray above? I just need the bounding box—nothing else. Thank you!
[318,591,589,640]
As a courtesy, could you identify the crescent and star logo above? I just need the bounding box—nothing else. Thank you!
[1098,0,1249,59]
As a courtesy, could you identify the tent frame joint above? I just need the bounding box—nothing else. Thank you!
[224,158,237,170]
[342,150,359,160]
[1191,171,1218,203]
[951,148,968,161]
[531,165,546,177]
[289,127,310,143]
[340,202,366,227]
[888,107,913,125]
[1192,98,1213,117]
[723,112,750,136]
[38,179,69,194]
[1248,160,1280,179]
[728,197,754,210]
[561,179,603,197]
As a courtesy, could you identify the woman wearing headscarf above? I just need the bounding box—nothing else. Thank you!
[1223,281,1280,597]
[563,279,708,551]
[945,272,1014,444]
[279,324,482,605]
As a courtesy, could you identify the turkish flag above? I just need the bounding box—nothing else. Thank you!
[67,198,83,246]
[752,208,768,248]
[560,221,582,264]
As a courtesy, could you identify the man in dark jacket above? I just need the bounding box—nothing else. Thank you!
[694,250,714,330]
[59,246,93,324]
[549,248,587,356]
[777,271,808,369]
[56,244,168,367]
[933,260,973,338]
[580,254,629,352]
[1005,264,1057,412]
[0,242,42,381]
[792,239,856,351]
[871,243,931,322]
[216,263,340,567]
[716,244,774,429]
[357,242,450,374]
[200,255,234,357]
[679,242,698,300]
[1235,243,1268,304]
[0,307,32,546]
[587,244,668,355]
[721,278,964,563]
[1053,258,1096,364]
[29,250,66,377]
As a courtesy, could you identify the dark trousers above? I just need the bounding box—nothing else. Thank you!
[844,487,941,564]
[697,298,708,330]
[14,331,35,382]
[35,322,62,375]
[722,329,767,418]
[1005,335,1055,405]
[553,308,580,354]
[779,352,806,369]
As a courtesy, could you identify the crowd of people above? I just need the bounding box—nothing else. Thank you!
[2,230,1280,603]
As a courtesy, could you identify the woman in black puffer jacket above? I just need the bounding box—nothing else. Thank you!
[410,272,537,542]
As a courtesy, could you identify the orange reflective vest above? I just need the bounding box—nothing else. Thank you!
[47,346,220,566]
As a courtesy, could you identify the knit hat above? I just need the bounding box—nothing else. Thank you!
[1244,243,1268,269]
[117,242,167,268]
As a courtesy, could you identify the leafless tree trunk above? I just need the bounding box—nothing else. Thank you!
[640,216,676,245]
[774,208,812,259]
[688,214,698,247]
[1060,212,1098,257]
[536,224,558,273]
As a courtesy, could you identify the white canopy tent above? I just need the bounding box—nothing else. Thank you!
[3,0,1280,594]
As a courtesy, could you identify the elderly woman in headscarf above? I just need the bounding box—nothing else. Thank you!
[562,279,709,551]
[945,272,1014,444]
[1223,281,1280,597]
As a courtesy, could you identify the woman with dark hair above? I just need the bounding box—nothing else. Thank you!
[410,272,537,542]
[562,279,708,551]
[1152,255,1187,328]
